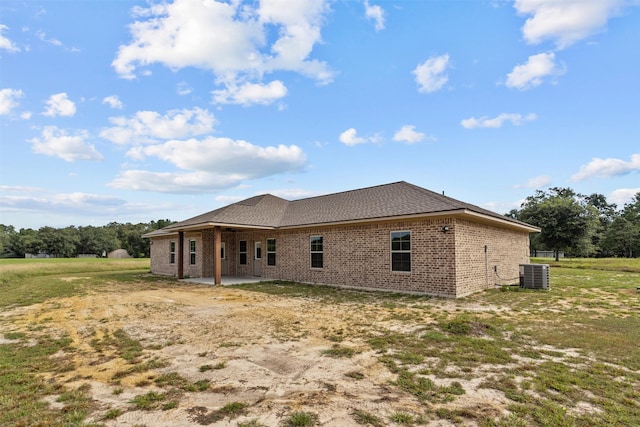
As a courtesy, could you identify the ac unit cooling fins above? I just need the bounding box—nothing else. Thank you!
[519,264,550,290]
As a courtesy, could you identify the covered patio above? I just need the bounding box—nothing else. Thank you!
[179,276,268,286]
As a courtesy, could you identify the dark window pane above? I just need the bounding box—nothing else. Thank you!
[190,253,196,265]
[170,253,175,264]
[392,253,411,272]
[240,253,247,265]
[267,253,276,266]
[311,253,323,268]
[239,240,247,252]
[256,247,262,259]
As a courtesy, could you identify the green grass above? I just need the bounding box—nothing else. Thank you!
[1,257,639,426]
[285,411,319,426]
[0,258,151,308]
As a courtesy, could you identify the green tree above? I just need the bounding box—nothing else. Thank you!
[602,192,640,257]
[584,193,618,256]
[38,226,79,258]
[0,224,17,258]
[518,188,595,261]
[77,226,119,256]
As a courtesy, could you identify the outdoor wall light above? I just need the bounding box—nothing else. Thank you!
[441,226,450,232]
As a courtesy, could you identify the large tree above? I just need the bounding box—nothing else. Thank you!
[518,187,596,261]
[602,192,640,257]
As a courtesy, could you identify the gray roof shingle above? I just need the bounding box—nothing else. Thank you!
[160,181,536,232]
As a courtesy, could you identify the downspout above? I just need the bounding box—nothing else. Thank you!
[484,245,488,288]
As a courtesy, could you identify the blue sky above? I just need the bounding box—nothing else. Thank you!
[1,0,639,230]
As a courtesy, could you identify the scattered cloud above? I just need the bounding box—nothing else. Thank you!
[110,136,307,193]
[35,30,79,52]
[100,107,216,145]
[514,0,626,50]
[268,187,319,200]
[0,187,166,221]
[609,188,640,206]
[43,92,76,117]
[413,54,450,93]
[482,200,523,215]
[571,154,640,182]
[393,125,432,144]
[505,52,565,90]
[102,95,123,109]
[0,88,24,115]
[514,175,552,189]
[29,126,104,162]
[0,24,20,52]
[339,128,369,146]
[461,113,537,129]
[212,80,287,105]
[364,0,385,31]
[177,81,192,96]
[112,0,333,104]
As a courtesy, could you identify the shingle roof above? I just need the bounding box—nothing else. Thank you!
[158,181,537,233]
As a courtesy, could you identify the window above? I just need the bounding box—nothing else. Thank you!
[391,231,411,272]
[239,240,247,265]
[266,238,276,266]
[310,236,323,268]
[169,241,176,264]
[189,240,196,265]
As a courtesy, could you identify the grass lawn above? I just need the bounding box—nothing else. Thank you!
[0,257,639,426]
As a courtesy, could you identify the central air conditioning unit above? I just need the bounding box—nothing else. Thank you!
[519,264,550,290]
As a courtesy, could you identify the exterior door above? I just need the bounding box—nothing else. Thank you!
[253,242,262,276]
[221,242,229,275]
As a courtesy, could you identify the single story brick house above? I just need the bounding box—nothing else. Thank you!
[144,181,539,298]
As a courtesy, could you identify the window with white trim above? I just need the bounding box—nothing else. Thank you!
[266,238,276,266]
[169,241,176,264]
[310,236,323,268]
[189,239,196,265]
[239,240,247,265]
[391,231,411,272]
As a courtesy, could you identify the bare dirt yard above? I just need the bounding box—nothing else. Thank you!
[3,268,639,426]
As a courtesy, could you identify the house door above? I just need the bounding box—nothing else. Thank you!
[221,242,229,275]
[253,242,262,277]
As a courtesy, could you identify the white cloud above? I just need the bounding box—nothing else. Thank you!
[514,175,552,189]
[177,81,192,96]
[0,24,20,52]
[571,154,640,182]
[364,0,385,31]
[339,128,367,146]
[0,88,24,115]
[43,92,76,117]
[505,52,565,90]
[20,111,32,120]
[393,125,431,144]
[413,54,450,93]
[110,136,306,193]
[514,0,626,49]
[100,107,216,145]
[212,80,287,105]
[29,126,104,162]
[102,95,123,109]
[461,113,537,129]
[112,0,333,105]
[609,188,640,206]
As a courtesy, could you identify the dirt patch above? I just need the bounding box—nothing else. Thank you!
[6,283,585,426]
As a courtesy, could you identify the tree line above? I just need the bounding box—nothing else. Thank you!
[1,187,639,260]
[0,220,175,259]
[507,188,640,260]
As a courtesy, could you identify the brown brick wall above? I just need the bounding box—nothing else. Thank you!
[149,235,176,276]
[454,219,530,297]
[148,216,531,298]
